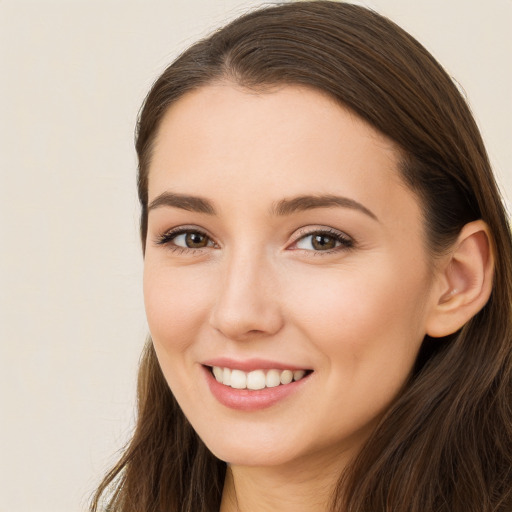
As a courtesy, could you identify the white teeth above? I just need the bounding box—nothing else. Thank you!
[265,369,281,388]
[223,367,231,386]
[280,370,293,385]
[211,366,309,390]
[293,370,306,381]
[247,370,266,390]
[230,369,246,389]
[212,366,223,382]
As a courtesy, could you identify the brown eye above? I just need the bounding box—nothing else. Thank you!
[184,232,209,248]
[293,229,353,253]
[156,229,215,250]
[311,234,337,250]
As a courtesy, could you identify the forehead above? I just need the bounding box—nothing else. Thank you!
[148,83,419,226]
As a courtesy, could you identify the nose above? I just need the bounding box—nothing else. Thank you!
[209,248,284,341]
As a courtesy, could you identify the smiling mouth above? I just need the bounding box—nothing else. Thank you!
[208,366,313,390]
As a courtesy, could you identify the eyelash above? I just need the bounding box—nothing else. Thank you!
[155,227,217,255]
[155,226,354,256]
[290,227,354,254]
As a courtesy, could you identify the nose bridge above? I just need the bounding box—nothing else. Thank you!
[209,243,283,340]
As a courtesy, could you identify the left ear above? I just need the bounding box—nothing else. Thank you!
[426,220,494,338]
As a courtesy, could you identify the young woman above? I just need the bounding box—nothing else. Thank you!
[91,2,512,511]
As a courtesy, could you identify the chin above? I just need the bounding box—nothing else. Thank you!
[198,429,303,467]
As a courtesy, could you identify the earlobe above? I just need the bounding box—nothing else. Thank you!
[426,220,494,338]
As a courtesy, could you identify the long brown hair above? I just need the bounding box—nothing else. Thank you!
[91,2,512,511]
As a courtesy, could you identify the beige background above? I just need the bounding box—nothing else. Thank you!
[0,1,510,511]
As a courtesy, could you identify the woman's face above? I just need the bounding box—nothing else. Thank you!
[144,83,441,470]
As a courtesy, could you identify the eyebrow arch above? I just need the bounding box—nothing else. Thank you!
[148,192,216,215]
[270,194,378,221]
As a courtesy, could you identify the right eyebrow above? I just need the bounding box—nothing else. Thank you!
[270,194,378,221]
[147,192,216,215]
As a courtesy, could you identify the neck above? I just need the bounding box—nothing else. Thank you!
[219,449,352,512]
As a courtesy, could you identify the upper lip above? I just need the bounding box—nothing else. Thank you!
[201,357,311,372]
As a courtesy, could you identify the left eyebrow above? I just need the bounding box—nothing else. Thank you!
[270,194,379,221]
[147,192,216,215]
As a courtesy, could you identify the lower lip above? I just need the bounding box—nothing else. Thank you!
[203,366,311,411]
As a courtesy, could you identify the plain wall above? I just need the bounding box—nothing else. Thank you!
[0,1,510,511]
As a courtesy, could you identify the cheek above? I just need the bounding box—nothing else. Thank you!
[283,264,430,438]
[143,261,214,352]
[286,262,429,367]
